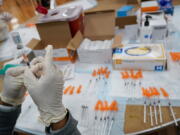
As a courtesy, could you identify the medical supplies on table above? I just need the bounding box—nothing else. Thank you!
[141,11,168,41]
[77,38,113,64]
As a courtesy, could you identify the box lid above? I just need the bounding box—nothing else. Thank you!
[84,9,115,40]
[67,31,83,50]
[36,21,72,49]
[27,38,43,50]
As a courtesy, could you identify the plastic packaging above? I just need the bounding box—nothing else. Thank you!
[78,38,113,64]
[38,6,84,37]
[158,0,174,15]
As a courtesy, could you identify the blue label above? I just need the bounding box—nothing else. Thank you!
[155,65,164,71]
[114,48,123,54]
[144,35,149,39]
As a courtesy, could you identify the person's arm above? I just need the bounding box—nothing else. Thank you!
[0,66,26,135]
[46,110,81,135]
[0,100,21,135]
[24,45,81,135]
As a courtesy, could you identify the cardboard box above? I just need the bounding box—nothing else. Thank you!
[127,0,138,5]
[83,9,115,40]
[124,105,180,134]
[112,44,167,71]
[74,9,123,64]
[27,36,79,63]
[141,0,160,13]
[77,39,113,64]
[37,6,84,38]
[33,6,84,63]
[29,9,123,64]
[36,21,73,49]
[116,16,137,28]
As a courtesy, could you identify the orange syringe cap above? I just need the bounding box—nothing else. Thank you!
[149,87,155,96]
[63,85,72,95]
[76,85,82,94]
[105,71,111,79]
[160,87,169,97]
[109,100,118,111]
[141,87,146,96]
[121,71,129,79]
[69,86,75,95]
[94,100,103,111]
[130,69,136,78]
[135,69,143,79]
[97,69,101,75]
[99,101,105,111]
[102,67,106,75]
[104,67,108,74]
[170,52,180,61]
[153,87,160,96]
[104,100,109,111]
[145,89,151,98]
[100,67,104,75]
[92,70,97,77]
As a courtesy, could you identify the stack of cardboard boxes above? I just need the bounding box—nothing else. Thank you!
[29,8,123,64]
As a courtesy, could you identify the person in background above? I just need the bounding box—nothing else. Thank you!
[0,45,81,135]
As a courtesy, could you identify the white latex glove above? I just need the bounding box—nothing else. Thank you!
[0,66,26,106]
[24,45,67,126]
[30,56,72,80]
[29,56,44,78]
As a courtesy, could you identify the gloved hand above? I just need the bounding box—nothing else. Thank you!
[0,66,26,106]
[24,45,67,126]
